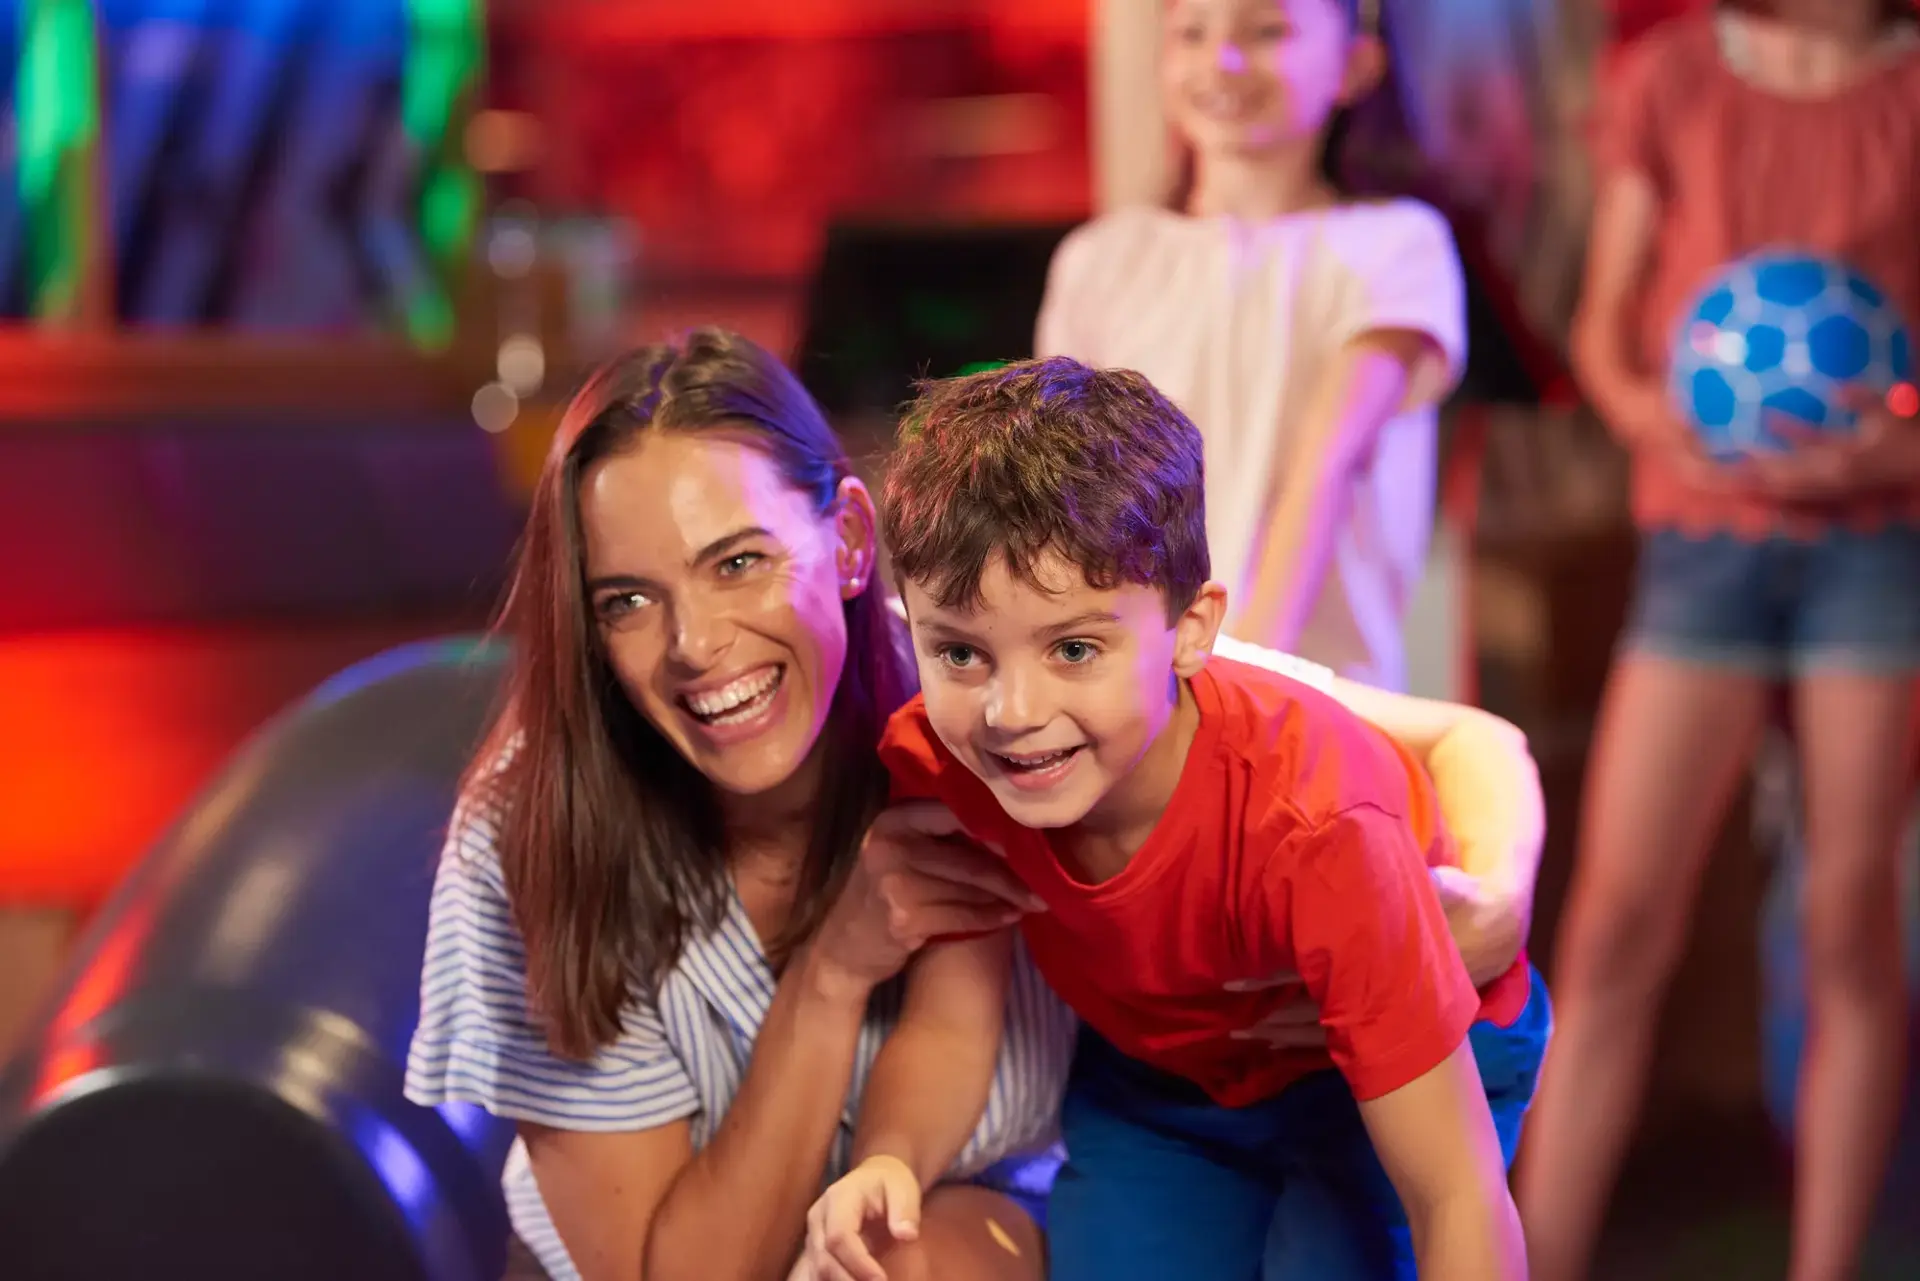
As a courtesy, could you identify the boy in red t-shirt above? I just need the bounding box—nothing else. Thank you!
[801,358,1545,1281]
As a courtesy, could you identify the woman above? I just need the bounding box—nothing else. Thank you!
[404,329,1544,1281]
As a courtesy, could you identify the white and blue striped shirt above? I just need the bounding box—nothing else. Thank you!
[404,790,1078,1280]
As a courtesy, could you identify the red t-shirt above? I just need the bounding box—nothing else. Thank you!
[879,657,1533,1108]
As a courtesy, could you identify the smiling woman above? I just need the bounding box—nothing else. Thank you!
[405,329,1071,1281]
[480,336,912,1059]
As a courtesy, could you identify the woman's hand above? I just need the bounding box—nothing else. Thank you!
[810,801,1044,999]
[1429,865,1523,989]
[1426,720,1539,989]
[1226,970,1324,1050]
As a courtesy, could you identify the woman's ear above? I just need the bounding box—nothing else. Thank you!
[833,476,879,599]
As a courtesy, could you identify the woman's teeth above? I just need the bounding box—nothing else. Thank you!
[683,667,783,723]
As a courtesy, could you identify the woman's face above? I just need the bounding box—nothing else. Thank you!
[578,429,874,802]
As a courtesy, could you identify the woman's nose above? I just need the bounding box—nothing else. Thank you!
[666,595,735,670]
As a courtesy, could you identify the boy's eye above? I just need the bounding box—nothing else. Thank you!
[937,644,979,669]
[1057,640,1099,664]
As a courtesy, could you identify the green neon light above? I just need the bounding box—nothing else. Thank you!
[402,0,485,349]
[17,0,99,324]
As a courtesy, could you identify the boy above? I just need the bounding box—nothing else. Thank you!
[806,359,1543,1281]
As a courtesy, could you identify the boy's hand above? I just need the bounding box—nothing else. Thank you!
[803,1155,922,1281]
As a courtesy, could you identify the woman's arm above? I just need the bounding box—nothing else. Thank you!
[534,803,1034,1281]
[518,1123,692,1278]
[640,946,876,1281]
[1205,643,1542,984]
[1326,677,1542,935]
[515,947,868,1281]
[1229,329,1437,650]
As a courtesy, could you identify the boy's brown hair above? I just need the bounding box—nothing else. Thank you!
[881,357,1209,619]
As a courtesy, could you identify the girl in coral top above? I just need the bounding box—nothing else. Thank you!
[1518,5,1920,1281]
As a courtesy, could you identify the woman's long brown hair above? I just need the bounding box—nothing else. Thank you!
[466,328,914,1060]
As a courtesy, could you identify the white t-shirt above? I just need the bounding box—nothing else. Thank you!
[1036,201,1466,690]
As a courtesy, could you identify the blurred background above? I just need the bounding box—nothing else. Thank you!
[0,0,1909,1276]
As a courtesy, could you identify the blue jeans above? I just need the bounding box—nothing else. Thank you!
[1045,968,1551,1281]
[1623,524,1920,675]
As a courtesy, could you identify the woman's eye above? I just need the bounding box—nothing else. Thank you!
[598,591,650,620]
[718,552,765,576]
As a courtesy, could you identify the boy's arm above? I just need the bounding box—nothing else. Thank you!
[1273,803,1522,1276]
[1272,803,1523,1279]
[851,928,1014,1186]
[1357,1041,1527,1281]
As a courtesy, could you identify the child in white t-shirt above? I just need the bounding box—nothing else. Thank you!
[1039,0,1467,691]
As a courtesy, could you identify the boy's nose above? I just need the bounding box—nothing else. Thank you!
[984,668,1052,736]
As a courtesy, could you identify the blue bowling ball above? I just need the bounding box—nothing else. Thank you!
[1670,251,1914,458]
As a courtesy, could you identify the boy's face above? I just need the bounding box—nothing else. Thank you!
[903,549,1225,831]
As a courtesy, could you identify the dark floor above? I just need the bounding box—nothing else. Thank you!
[1593,1105,1920,1281]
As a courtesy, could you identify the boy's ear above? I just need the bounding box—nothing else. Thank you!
[1172,582,1228,678]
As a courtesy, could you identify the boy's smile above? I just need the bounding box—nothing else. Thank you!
[902,549,1226,844]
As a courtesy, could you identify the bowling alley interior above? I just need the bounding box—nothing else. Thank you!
[0,2,1917,1279]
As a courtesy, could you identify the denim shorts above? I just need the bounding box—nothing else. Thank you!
[1624,524,1920,676]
